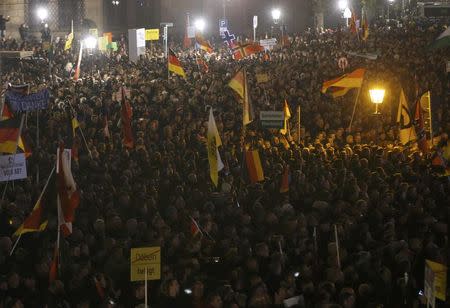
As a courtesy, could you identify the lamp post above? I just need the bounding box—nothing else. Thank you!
[36,7,48,23]
[194,18,206,34]
[387,0,395,20]
[271,9,282,42]
[369,88,385,115]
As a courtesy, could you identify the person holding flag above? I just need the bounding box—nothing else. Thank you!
[168,48,186,78]
[206,107,224,187]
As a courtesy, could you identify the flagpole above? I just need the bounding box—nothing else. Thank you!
[334,224,341,269]
[297,105,301,144]
[348,86,361,132]
[68,100,92,159]
[1,114,25,202]
[10,164,55,256]
[36,110,40,184]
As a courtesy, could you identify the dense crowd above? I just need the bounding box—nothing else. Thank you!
[0,17,449,308]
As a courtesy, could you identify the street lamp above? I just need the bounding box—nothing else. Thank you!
[271,8,281,24]
[111,0,120,5]
[36,7,48,23]
[83,35,98,49]
[369,88,385,114]
[194,18,206,33]
[338,0,348,10]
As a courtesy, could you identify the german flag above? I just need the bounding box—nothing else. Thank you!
[321,68,365,98]
[1,104,31,157]
[195,34,213,53]
[228,68,254,125]
[361,11,369,41]
[0,118,21,153]
[245,149,264,184]
[168,49,186,78]
[13,168,54,237]
[350,10,358,35]
[232,42,264,60]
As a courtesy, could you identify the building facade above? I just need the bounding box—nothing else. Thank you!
[1,0,311,39]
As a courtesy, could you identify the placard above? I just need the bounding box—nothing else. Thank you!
[260,111,284,129]
[130,247,161,281]
[0,154,27,182]
[145,29,160,41]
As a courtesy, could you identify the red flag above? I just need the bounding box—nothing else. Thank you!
[196,57,209,73]
[191,217,202,237]
[121,88,134,148]
[280,165,290,193]
[350,10,358,35]
[49,245,59,283]
[57,145,80,237]
[74,44,83,81]
[183,14,192,48]
[413,99,429,154]
[232,42,264,60]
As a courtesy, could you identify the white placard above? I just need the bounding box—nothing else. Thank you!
[0,153,27,182]
[136,28,146,47]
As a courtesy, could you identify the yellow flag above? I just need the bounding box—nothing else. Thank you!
[65,31,74,51]
[207,108,224,187]
[280,100,291,135]
[72,117,80,136]
[396,89,416,145]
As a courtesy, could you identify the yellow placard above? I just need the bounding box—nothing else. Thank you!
[130,247,161,281]
[256,73,269,84]
[426,260,447,301]
[145,29,160,41]
[89,28,98,37]
[98,37,107,51]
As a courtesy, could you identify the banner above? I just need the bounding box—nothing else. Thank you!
[0,153,27,182]
[6,89,49,112]
[256,73,269,83]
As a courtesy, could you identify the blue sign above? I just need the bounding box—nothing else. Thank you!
[6,89,50,112]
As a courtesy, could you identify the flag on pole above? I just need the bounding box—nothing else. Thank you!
[350,10,358,35]
[430,26,450,50]
[231,42,264,60]
[0,107,30,157]
[0,117,21,153]
[64,21,74,51]
[190,217,203,237]
[207,108,224,187]
[183,14,192,48]
[196,57,209,73]
[413,96,429,154]
[57,145,80,237]
[245,149,264,184]
[195,34,213,53]
[280,165,290,193]
[13,166,54,238]
[361,11,369,41]
[121,88,134,148]
[74,43,83,81]
[280,100,291,135]
[321,68,365,97]
[168,49,186,78]
[228,68,254,125]
[397,89,416,145]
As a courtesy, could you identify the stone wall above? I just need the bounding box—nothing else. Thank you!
[0,0,26,38]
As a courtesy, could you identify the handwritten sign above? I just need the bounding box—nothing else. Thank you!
[145,29,160,41]
[130,247,161,281]
[0,154,27,182]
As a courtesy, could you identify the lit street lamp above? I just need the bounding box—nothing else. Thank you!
[369,88,385,114]
[194,18,206,33]
[36,7,48,23]
[271,8,281,24]
[83,35,98,49]
[338,0,348,10]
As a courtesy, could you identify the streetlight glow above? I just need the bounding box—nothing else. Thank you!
[36,7,48,22]
[338,0,348,10]
[84,36,98,49]
[271,8,281,21]
[369,88,385,114]
[194,18,206,32]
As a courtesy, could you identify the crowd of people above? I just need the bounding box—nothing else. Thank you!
[0,16,449,308]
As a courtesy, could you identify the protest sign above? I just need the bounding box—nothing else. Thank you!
[145,29,160,41]
[130,247,161,281]
[6,89,49,112]
[0,154,27,182]
[260,111,284,129]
